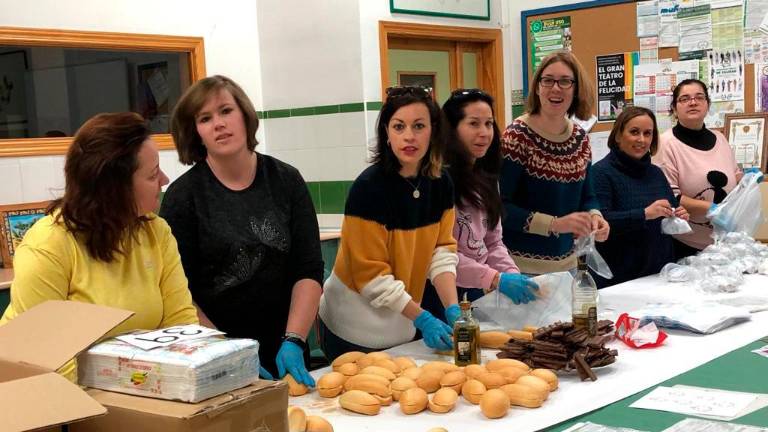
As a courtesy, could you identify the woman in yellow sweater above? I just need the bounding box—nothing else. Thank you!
[0,112,198,380]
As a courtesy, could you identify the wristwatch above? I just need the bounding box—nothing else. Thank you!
[282,332,308,352]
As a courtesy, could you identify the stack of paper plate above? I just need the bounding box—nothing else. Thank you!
[77,336,260,402]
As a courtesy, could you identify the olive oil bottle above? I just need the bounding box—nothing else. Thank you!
[572,254,598,336]
[453,294,480,366]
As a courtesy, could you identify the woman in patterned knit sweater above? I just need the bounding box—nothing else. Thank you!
[654,79,740,259]
[500,51,610,275]
[592,107,689,288]
[318,86,459,361]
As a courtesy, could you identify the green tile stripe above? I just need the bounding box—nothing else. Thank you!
[307,180,353,214]
[260,101,382,119]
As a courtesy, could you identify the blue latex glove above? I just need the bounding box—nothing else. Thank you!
[498,273,539,304]
[276,340,316,387]
[744,167,765,183]
[413,310,453,351]
[259,365,274,380]
[444,303,461,328]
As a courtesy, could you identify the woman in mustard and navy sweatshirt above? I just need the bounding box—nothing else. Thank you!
[318,86,460,361]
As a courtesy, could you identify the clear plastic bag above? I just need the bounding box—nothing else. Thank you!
[661,213,692,235]
[472,272,574,329]
[707,170,765,236]
[573,233,614,279]
[660,263,699,282]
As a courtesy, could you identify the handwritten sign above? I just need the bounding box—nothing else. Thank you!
[117,325,225,350]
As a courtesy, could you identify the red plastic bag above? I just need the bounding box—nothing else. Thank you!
[614,313,667,348]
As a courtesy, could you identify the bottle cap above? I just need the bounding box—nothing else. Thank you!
[460,292,471,310]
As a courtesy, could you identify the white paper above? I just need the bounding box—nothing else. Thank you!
[563,422,649,432]
[745,0,768,31]
[116,325,225,350]
[589,131,610,163]
[752,344,768,357]
[678,5,713,53]
[708,49,745,102]
[663,418,768,432]
[630,386,758,419]
[638,1,661,37]
[660,1,682,47]
[640,37,660,64]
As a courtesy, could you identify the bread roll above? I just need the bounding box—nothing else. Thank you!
[480,389,510,419]
[460,379,486,404]
[399,387,428,414]
[339,390,381,415]
[305,415,334,432]
[479,331,511,349]
[287,406,307,432]
[331,351,365,370]
[530,368,559,391]
[499,383,546,408]
[515,375,551,399]
[283,374,309,396]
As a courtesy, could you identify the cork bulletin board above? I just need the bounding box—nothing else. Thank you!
[520,0,757,133]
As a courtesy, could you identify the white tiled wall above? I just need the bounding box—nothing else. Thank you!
[262,111,369,182]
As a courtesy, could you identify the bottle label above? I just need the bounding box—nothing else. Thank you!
[455,327,473,362]
[587,306,597,336]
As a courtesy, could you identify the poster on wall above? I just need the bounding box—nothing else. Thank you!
[707,49,744,102]
[596,53,638,121]
[634,60,700,132]
[530,16,571,72]
[756,63,768,112]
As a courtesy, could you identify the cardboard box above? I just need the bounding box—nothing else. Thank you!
[754,182,768,243]
[0,300,133,431]
[71,380,289,432]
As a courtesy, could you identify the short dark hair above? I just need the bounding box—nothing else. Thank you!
[669,78,711,116]
[370,89,447,178]
[49,112,151,262]
[607,106,660,156]
[442,89,502,227]
[525,51,594,120]
[171,75,259,165]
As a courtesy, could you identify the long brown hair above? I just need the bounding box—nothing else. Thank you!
[49,112,151,262]
[442,89,502,227]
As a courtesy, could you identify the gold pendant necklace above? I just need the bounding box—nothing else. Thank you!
[403,176,422,199]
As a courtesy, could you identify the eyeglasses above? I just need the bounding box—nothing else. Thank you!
[449,88,489,99]
[385,86,433,100]
[676,94,707,104]
[539,77,576,89]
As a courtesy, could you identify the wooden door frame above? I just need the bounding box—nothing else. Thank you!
[379,21,505,126]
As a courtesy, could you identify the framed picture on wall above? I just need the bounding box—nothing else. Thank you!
[724,112,768,172]
[137,61,170,133]
[0,50,30,139]
[0,201,50,268]
[390,0,490,21]
[397,71,437,100]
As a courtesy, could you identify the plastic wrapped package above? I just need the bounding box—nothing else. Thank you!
[78,336,260,402]
[698,266,744,294]
[472,272,574,330]
[707,170,765,237]
[661,214,692,235]
[660,263,699,283]
[573,233,614,279]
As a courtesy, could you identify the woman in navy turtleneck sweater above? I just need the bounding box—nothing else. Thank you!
[591,107,690,288]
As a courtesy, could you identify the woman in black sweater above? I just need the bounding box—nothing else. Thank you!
[591,106,689,287]
[160,76,323,386]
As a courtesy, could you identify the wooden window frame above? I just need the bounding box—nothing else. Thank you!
[379,21,504,126]
[0,26,206,158]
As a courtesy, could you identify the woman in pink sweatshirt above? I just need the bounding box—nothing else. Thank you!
[422,89,538,322]
[654,79,740,258]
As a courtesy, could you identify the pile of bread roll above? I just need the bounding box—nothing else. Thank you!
[287,406,333,432]
[283,350,558,420]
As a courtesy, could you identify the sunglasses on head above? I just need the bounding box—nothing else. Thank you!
[385,85,433,100]
[449,88,489,99]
